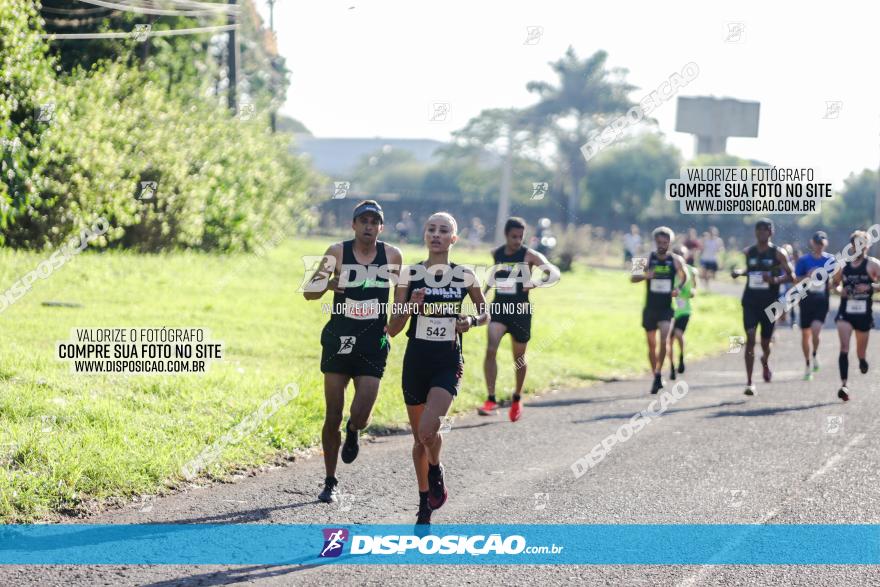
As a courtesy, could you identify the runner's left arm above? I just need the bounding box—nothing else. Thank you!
[671,254,688,296]
[773,248,795,286]
[523,248,561,291]
[457,268,490,333]
[868,257,880,291]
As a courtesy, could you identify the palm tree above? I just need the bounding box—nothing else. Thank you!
[526,47,637,224]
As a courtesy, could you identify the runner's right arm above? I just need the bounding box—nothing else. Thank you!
[387,278,424,337]
[302,243,343,300]
[631,268,653,283]
[831,262,845,297]
[730,247,749,278]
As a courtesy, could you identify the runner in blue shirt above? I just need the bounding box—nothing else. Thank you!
[794,231,835,380]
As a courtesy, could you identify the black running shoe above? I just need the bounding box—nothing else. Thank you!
[416,503,432,525]
[670,364,676,380]
[838,387,849,402]
[318,476,339,503]
[340,419,359,464]
[677,357,685,374]
[427,464,448,510]
[650,374,663,394]
[859,359,869,374]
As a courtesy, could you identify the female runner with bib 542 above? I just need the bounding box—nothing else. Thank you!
[387,212,489,526]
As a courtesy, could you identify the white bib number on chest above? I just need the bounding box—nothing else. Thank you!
[496,279,517,295]
[847,299,868,314]
[748,272,769,289]
[650,279,672,294]
[415,316,456,341]
[343,297,380,320]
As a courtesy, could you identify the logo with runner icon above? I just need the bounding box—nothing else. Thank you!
[631,257,648,275]
[728,336,745,353]
[319,528,349,558]
[338,336,356,355]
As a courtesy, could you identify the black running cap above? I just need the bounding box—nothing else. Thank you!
[353,202,384,223]
[755,218,774,231]
[812,230,828,243]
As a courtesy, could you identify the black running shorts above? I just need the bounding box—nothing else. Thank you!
[799,296,829,328]
[490,311,532,343]
[742,302,775,339]
[835,307,874,332]
[673,314,690,333]
[401,346,461,406]
[642,306,674,331]
[319,326,389,378]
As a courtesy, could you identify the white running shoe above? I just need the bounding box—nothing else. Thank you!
[744,385,756,396]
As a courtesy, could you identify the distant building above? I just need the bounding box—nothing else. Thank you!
[292,135,445,177]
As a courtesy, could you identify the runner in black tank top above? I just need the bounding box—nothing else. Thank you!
[303,200,403,503]
[479,217,559,422]
[730,219,794,396]
[387,212,489,526]
[631,226,688,394]
[831,230,880,402]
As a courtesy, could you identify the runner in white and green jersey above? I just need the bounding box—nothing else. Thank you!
[670,246,697,380]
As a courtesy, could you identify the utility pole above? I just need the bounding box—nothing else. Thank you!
[495,131,513,244]
[268,0,277,133]
[227,0,239,113]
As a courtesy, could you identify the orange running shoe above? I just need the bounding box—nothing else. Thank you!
[509,400,522,422]
[477,400,498,415]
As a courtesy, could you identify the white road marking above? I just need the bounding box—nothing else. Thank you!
[675,433,866,587]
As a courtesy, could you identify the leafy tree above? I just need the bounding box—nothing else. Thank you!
[39,0,287,112]
[0,0,57,242]
[1,2,313,251]
[525,47,637,223]
[816,169,877,232]
[586,133,681,226]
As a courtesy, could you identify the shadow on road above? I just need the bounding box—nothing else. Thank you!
[143,563,320,586]
[571,400,749,423]
[525,395,633,409]
[707,402,837,418]
[160,499,317,525]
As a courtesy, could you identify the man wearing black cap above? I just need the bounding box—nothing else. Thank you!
[303,199,402,503]
[731,218,795,396]
[794,231,835,380]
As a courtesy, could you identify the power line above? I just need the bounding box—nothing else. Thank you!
[42,15,116,27]
[40,5,114,15]
[74,0,238,17]
[142,0,237,12]
[42,23,238,39]
[125,0,240,14]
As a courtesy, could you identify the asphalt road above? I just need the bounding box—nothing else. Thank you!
[4,288,880,586]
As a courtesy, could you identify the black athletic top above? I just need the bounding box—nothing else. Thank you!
[646,252,675,310]
[491,245,530,304]
[841,259,873,316]
[323,240,390,352]
[404,262,469,364]
[741,244,782,306]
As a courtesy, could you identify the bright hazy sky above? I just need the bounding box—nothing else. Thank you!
[257,0,879,188]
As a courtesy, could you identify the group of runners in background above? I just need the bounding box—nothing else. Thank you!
[633,219,880,403]
[304,201,557,526]
[305,201,879,527]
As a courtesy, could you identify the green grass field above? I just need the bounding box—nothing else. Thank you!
[0,237,741,521]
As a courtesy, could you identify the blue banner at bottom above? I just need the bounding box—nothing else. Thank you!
[0,524,878,565]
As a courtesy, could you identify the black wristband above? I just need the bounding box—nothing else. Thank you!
[469,315,477,327]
